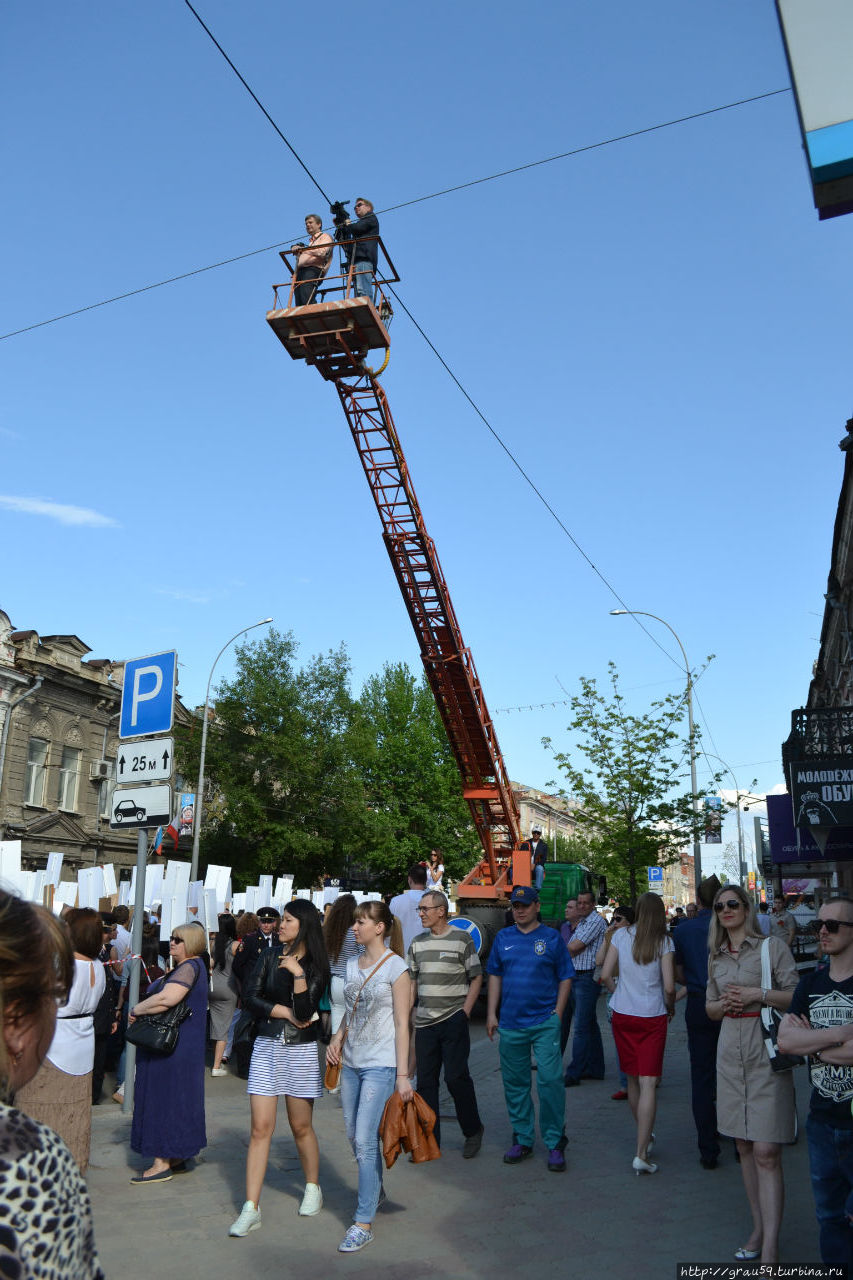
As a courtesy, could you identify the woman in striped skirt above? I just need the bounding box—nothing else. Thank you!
[228,899,330,1237]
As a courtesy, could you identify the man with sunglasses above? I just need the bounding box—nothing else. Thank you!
[486,885,574,1171]
[778,898,853,1273]
[673,874,722,1169]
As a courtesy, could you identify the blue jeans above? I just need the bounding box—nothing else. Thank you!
[352,260,374,300]
[498,1015,565,1149]
[806,1112,853,1270]
[341,1065,396,1224]
[565,972,604,1082]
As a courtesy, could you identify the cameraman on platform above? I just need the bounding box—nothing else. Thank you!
[333,197,379,299]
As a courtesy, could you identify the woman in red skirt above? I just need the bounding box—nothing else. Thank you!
[600,893,675,1175]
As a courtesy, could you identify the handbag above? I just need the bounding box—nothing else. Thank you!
[125,958,200,1057]
[760,939,804,1073]
[324,951,395,1090]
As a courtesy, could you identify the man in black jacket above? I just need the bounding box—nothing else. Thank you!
[336,197,379,299]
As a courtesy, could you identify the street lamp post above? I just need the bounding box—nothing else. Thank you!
[190,618,273,882]
[610,609,702,894]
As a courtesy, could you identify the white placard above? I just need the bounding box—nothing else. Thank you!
[159,895,175,942]
[187,880,202,909]
[16,871,35,902]
[231,892,246,914]
[46,852,64,887]
[78,868,102,910]
[54,881,78,911]
[258,875,273,908]
[163,859,190,903]
[199,887,219,932]
[274,875,293,904]
[323,888,340,905]
[144,864,164,909]
[0,840,22,893]
[118,879,130,906]
[32,870,48,906]
[293,888,311,901]
[244,886,259,915]
[100,863,117,897]
[311,890,325,910]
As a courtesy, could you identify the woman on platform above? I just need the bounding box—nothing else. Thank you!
[600,893,674,1175]
[0,891,104,1278]
[16,907,105,1172]
[229,899,329,1237]
[706,883,798,1265]
[325,901,411,1254]
[129,922,207,1183]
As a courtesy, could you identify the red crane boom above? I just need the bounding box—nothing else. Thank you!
[267,239,528,900]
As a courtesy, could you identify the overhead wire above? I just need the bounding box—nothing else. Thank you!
[0,88,790,343]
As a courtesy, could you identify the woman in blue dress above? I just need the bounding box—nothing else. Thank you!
[129,921,208,1183]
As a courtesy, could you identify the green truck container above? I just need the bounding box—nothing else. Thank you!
[537,863,594,928]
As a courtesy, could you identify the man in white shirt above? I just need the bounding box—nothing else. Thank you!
[390,864,429,954]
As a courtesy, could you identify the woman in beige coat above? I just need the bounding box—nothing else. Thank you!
[706,884,798,1265]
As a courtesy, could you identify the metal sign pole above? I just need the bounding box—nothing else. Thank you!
[122,826,148,1115]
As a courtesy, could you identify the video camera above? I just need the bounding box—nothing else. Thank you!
[330,200,350,228]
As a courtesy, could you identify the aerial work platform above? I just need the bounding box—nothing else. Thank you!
[266,235,397,381]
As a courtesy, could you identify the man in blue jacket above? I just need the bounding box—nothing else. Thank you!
[673,874,721,1169]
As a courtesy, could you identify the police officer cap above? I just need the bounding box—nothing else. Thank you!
[257,907,281,921]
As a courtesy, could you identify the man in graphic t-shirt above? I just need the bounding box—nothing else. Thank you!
[486,885,574,1172]
[778,897,853,1273]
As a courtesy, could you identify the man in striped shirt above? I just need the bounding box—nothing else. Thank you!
[407,891,484,1157]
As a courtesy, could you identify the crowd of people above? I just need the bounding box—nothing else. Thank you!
[2,855,853,1273]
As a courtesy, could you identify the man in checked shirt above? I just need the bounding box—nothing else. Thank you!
[563,890,607,1087]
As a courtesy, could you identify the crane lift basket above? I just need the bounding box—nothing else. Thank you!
[267,239,530,939]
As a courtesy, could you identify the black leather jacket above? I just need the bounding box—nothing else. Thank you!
[243,945,325,1043]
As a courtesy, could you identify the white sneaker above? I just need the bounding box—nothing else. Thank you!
[229,1201,261,1236]
[211,1067,229,1077]
[298,1183,323,1216]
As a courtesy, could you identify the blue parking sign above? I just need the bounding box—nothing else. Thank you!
[647,866,663,883]
[119,651,177,739]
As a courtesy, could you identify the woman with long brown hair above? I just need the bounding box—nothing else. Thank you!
[600,893,674,1174]
[706,883,798,1264]
[0,890,104,1277]
[323,894,363,1037]
[325,900,410,1253]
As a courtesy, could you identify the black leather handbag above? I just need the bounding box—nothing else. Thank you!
[125,960,200,1056]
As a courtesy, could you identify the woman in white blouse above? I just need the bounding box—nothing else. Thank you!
[600,893,675,1176]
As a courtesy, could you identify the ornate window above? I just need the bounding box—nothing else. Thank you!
[57,746,81,811]
[24,738,49,806]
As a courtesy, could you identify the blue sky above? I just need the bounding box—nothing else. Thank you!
[3,1,851,877]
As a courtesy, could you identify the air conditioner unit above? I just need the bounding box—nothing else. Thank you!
[89,760,111,781]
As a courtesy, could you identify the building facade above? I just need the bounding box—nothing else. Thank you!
[0,611,188,875]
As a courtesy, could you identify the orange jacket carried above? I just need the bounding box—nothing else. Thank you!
[379,1091,441,1168]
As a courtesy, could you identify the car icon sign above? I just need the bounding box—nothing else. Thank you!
[114,798,146,823]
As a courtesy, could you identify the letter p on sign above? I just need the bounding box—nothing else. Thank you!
[119,651,177,739]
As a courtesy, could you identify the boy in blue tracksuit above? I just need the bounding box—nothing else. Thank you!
[486,884,575,1171]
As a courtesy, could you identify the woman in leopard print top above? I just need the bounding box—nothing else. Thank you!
[0,892,104,1279]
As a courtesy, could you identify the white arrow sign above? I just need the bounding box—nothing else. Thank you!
[116,738,174,784]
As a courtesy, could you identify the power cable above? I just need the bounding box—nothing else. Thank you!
[182,0,333,205]
[0,88,790,343]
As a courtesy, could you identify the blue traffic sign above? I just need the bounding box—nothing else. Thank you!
[647,866,664,883]
[119,651,177,739]
[450,916,484,954]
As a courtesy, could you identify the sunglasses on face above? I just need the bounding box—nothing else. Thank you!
[169,936,183,944]
[809,919,853,936]
[612,915,624,923]
[713,899,744,913]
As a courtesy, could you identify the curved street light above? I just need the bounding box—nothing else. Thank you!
[190,617,273,881]
[609,608,702,893]
[702,750,764,889]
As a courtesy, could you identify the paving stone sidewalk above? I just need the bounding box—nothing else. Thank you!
[88,1012,825,1279]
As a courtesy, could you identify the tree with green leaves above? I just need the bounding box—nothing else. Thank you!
[353,661,480,892]
[176,629,365,889]
[544,662,716,903]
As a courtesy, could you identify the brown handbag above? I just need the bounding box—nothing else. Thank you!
[324,950,395,1090]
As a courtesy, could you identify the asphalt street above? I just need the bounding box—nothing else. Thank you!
[88,1008,825,1279]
